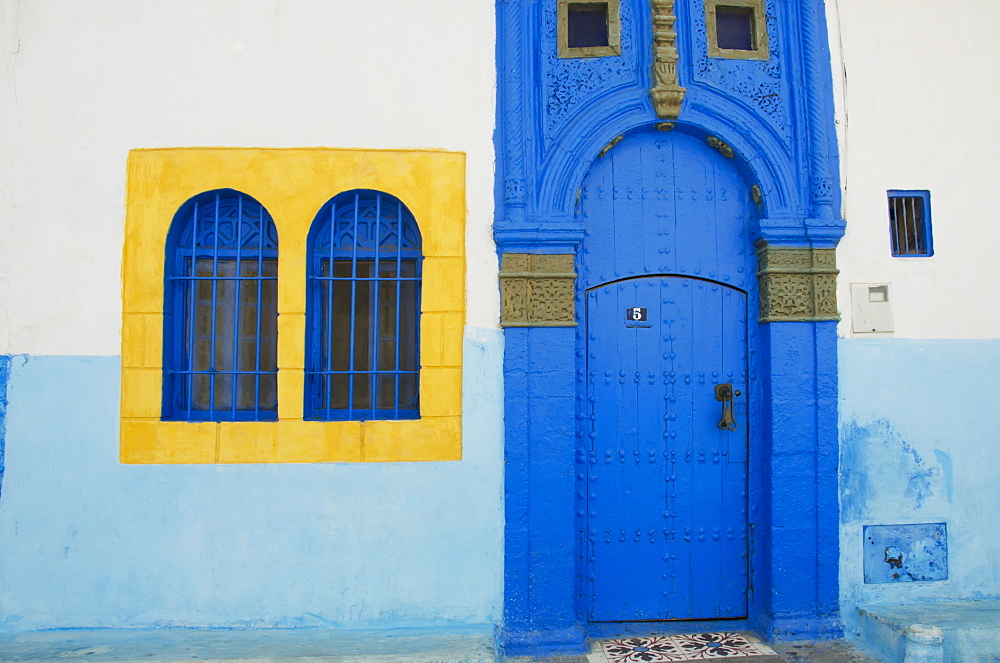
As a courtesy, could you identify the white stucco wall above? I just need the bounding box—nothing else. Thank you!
[830,0,1000,635]
[0,1,505,633]
[829,0,1000,340]
[0,0,498,356]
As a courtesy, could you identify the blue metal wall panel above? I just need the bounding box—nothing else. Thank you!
[863,523,948,584]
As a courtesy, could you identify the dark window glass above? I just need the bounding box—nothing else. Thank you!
[306,190,422,421]
[716,6,755,51]
[888,191,933,257]
[568,3,609,48]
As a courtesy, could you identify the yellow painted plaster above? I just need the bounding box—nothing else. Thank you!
[121,148,466,464]
[362,417,462,462]
[421,258,466,312]
[419,367,463,417]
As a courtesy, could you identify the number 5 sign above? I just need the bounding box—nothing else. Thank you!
[625,307,647,322]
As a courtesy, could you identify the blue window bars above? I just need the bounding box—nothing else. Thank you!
[888,189,933,257]
[305,190,422,421]
[162,189,279,421]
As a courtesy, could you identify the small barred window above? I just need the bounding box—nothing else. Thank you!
[888,190,933,257]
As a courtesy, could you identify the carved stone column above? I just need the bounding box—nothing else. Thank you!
[499,253,577,327]
[650,0,686,119]
[757,243,839,322]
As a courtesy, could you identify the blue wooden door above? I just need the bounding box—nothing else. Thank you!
[586,275,748,621]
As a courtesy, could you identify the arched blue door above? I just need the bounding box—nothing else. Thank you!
[586,276,748,621]
[578,129,757,622]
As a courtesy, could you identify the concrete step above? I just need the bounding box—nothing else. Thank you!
[857,600,1000,663]
[0,625,497,663]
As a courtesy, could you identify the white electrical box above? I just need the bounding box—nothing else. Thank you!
[851,283,894,333]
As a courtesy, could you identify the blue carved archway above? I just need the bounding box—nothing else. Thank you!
[496,0,844,653]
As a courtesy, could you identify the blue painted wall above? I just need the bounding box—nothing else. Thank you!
[839,339,1000,634]
[0,355,9,502]
[0,330,503,632]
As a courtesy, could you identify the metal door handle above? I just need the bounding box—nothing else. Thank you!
[715,383,738,431]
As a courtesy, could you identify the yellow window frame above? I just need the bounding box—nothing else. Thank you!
[120,148,465,464]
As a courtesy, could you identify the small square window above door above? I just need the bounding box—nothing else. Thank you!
[558,0,621,58]
[706,0,769,61]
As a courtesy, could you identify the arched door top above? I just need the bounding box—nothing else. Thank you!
[577,128,760,294]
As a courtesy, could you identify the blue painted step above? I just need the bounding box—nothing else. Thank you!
[857,600,1000,663]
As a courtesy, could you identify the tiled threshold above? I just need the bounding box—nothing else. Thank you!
[590,633,775,661]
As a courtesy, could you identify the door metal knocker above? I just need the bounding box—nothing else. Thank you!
[715,383,739,431]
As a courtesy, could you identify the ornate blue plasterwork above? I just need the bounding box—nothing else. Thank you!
[496,0,845,653]
[497,0,845,231]
[689,0,790,145]
[542,0,642,149]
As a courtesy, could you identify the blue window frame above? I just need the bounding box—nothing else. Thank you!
[162,189,279,421]
[888,189,933,257]
[305,190,422,421]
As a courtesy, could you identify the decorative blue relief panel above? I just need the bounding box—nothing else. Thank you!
[542,0,642,150]
[688,0,790,145]
[864,523,949,584]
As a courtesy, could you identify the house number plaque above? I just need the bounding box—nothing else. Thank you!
[625,307,650,327]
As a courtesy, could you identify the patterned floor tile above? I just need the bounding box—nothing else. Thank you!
[597,633,776,662]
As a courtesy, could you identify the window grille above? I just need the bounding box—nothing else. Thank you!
[305,190,422,421]
[888,190,933,257]
[162,189,279,421]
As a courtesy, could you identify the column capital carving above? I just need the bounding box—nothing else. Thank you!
[499,253,577,327]
[757,243,839,322]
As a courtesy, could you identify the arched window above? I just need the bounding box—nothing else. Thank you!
[162,189,279,421]
[305,190,422,420]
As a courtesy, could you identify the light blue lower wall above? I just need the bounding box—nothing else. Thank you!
[0,328,504,632]
[839,338,1000,634]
